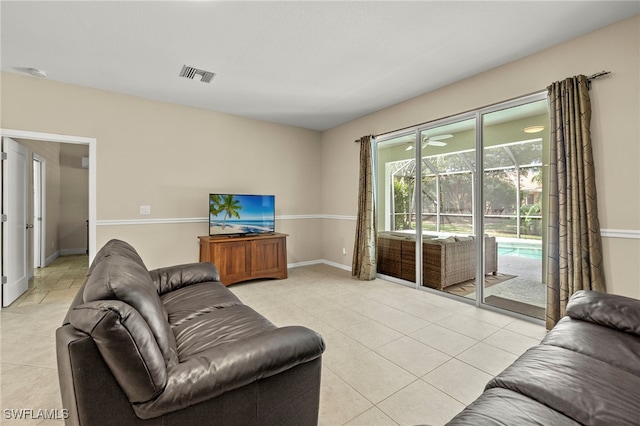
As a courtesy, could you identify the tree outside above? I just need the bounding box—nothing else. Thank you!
[390,165,542,238]
[393,176,413,230]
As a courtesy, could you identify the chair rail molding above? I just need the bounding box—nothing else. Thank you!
[600,229,640,239]
[96,214,357,226]
[96,217,638,241]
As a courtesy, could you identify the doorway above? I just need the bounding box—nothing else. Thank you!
[0,128,96,309]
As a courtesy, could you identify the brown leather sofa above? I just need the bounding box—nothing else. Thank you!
[446,290,640,425]
[56,239,325,425]
[377,232,498,290]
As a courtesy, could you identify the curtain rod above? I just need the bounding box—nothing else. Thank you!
[587,70,611,89]
[369,89,548,141]
[356,72,611,142]
[353,134,374,143]
[587,70,611,81]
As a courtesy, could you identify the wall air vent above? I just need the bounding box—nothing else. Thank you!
[179,65,216,83]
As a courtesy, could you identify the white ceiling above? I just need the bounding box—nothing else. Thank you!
[2,1,638,131]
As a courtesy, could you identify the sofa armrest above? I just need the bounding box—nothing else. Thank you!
[132,326,325,420]
[566,290,640,336]
[57,324,146,426]
[149,262,221,295]
[69,300,168,404]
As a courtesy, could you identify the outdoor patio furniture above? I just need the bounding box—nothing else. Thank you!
[377,232,497,290]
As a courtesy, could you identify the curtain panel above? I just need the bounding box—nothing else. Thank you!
[352,135,377,280]
[546,74,606,329]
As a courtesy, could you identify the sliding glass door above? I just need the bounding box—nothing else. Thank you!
[480,98,549,319]
[375,93,549,319]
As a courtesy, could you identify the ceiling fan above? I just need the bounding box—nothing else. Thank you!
[405,134,453,150]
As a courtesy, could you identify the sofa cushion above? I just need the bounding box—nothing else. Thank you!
[134,326,325,420]
[566,290,640,337]
[161,281,244,327]
[541,316,640,376]
[446,388,581,426]
[380,231,413,240]
[173,304,277,361]
[69,300,167,404]
[487,344,640,425]
[429,236,456,244]
[83,252,179,367]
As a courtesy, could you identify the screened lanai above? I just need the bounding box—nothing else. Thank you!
[389,138,543,240]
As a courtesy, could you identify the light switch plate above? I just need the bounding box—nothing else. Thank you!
[140,205,151,215]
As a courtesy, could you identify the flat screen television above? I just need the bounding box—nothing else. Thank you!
[209,193,275,236]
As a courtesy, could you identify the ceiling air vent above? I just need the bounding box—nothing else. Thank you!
[179,65,216,83]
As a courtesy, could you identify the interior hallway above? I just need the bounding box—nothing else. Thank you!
[14,255,88,307]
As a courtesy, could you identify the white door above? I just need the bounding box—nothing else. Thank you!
[2,137,29,306]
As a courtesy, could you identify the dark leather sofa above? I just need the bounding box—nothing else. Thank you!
[447,290,640,425]
[56,239,325,425]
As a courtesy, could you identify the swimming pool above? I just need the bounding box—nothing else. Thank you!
[497,241,542,260]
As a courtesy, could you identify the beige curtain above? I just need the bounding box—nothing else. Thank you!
[546,75,606,329]
[352,135,377,280]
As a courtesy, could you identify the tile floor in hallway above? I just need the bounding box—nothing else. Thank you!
[0,255,546,425]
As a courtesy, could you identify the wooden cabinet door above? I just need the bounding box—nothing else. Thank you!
[213,240,251,285]
[250,237,287,280]
[199,234,288,286]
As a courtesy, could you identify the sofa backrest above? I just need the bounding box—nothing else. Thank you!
[66,239,182,403]
[82,249,179,366]
[87,238,148,276]
[378,231,477,246]
[62,239,149,325]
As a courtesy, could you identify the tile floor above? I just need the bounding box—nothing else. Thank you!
[0,255,87,425]
[0,256,547,425]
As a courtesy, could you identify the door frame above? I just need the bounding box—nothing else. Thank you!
[0,129,96,310]
[373,92,548,322]
[32,154,46,269]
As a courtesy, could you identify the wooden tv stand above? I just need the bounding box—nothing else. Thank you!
[198,233,288,286]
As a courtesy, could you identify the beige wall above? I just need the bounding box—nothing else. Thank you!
[1,74,323,270]
[59,144,89,252]
[321,15,640,298]
[1,15,638,297]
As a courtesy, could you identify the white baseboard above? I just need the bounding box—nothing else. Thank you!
[60,248,88,256]
[287,259,324,268]
[288,259,351,272]
[319,259,352,271]
[44,251,59,267]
